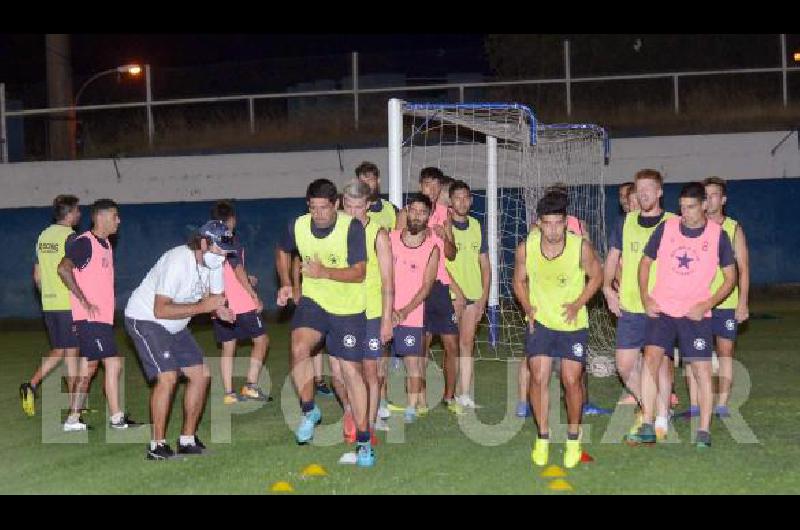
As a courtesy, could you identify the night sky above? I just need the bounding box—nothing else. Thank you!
[0,34,487,83]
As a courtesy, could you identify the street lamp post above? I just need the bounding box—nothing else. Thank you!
[72,64,142,157]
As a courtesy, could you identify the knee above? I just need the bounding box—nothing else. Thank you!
[562,373,581,390]
[530,370,548,387]
[157,371,179,387]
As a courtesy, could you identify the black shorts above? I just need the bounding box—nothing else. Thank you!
[424,280,458,335]
[74,321,118,361]
[212,310,266,343]
[525,321,589,364]
[124,317,205,382]
[43,310,79,349]
[711,308,738,342]
[645,314,713,363]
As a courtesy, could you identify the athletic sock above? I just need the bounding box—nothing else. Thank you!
[301,401,315,414]
[356,430,370,444]
[110,412,124,424]
[538,432,549,440]
[655,416,669,431]
[67,412,80,423]
[179,435,196,446]
[150,439,167,451]
[567,432,580,441]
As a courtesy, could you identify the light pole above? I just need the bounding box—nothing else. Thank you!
[72,64,142,156]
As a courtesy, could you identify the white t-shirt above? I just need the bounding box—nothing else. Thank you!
[125,245,224,334]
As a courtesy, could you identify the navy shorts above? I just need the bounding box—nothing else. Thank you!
[364,317,384,360]
[645,314,713,362]
[424,280,458,335]
[291,297,365,362]
[712,308,738,342]
[124,317,205,382]
[212,310,266,343]
[392,326,425,357]
[616,311,648,350]
[43,310,78,349]
[74,321,118,361]
[525,321,589,364]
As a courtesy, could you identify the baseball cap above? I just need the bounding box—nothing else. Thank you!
[198,220,236,252]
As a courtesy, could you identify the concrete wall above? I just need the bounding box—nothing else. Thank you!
[1,130,798,208]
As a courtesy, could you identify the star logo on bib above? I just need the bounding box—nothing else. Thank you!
[368,338,381,351]
[557,273,568,287]
[404,335,416,347]
[676,252,694,269]
[329,254,339,266]
[343,335,356,348]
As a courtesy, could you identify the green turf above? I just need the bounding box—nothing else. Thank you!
[2,298,800,494]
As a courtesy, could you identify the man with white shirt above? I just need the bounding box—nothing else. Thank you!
[124,220,235,460]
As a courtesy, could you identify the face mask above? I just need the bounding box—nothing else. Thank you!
[203,251,226,270]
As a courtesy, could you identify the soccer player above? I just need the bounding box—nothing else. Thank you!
[341,179,394,434]
[513,193,603,468]
[356,161,398,231]
[516,184,609,418]
[679,177,750,420]
[124,220,235,459]
[390,193,439,423]
[438,175,455,208]
[604,170,675,438]
[445,180,490,409]
[57,199,137,431]
[275,179,375,467]
[626,182,736,449]
[20,195,82,417]
[397,167,460,415]
[619,181,640,214]
[209,201,270,404]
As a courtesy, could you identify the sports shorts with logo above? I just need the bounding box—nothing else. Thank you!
[291,296,365,362]
[524,321,588,364]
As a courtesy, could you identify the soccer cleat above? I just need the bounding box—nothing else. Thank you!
[531,437,549,467]
[655,426,669,441]
[223,392,246,405]
[20,383,35,417]
[617,393,638,405]
[403,406,416,424]
[675,405,700,420]
[714,405,731,418]
[446,400,464,416]
[356,443,375,468]
[296,405,322,444]
[628,410,645,436]
[110,414,141,430]
[386,401,407,413]
[147,443,177,460]
[564,439,582,469]
[63,419,88,432]
[315,381,335,397]
[582,402,612,416]
[377,403,391,420]
[456,395,482,409]
[695,431,712,449]
[624,423,657,446]
[240,384,272,402]
[343,410,357,444]
[516,401,532,418]
[177,436,207,456]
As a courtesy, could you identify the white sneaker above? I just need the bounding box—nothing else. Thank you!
[338,452,357,465]
[378,405,391,420]
[374,417,390,432]
[63,420,87,432]
[457,395,482,409]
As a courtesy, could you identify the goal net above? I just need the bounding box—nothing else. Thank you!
[387,99,616,376]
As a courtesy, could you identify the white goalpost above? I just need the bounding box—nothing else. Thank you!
[387,98,616,377]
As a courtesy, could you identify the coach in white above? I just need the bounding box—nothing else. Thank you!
[124,220,236,460]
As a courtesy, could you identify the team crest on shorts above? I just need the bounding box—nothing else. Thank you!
[163,351,171,359]
[725,319,736,331]
[368,338,381,351]
[404,335,416,347]
[572,343,584,357]
[693,338,707,351]
[451,313,458,324]
[343,335,356,348]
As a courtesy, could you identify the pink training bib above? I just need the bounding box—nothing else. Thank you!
[390,229,436,327]
[70,232,115,324]
[223,247,257,315]
[650,217,721,318]
[566,215,583,236]
[428,203,452,285]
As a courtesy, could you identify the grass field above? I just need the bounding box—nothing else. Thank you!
[2,297,799,494]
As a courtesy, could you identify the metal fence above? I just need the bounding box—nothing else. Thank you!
[2,35,800,163]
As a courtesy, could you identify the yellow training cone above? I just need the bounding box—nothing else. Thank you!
[540,465,567,478]
[301,463,328,477]
[547,479,573,492]
[270,481,295,492]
